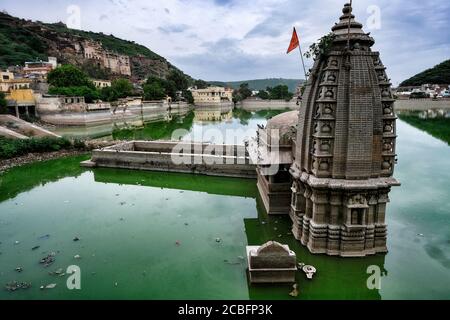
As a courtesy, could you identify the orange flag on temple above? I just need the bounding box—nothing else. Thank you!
[287,27,300,54]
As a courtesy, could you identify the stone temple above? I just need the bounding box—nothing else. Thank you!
[256,3,400,257]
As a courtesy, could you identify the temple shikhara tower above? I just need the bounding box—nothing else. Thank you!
[288,3,400,257]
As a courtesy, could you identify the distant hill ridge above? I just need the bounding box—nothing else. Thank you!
[400,59,450,86]
[210,78,304,92]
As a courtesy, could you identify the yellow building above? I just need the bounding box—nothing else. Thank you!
[6,89,35,105]
[0,71,32,92]
[190,86,233,106]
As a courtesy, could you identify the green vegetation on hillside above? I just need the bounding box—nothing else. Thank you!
[401,60,450,86]
[0,16,48,68]
[0,12,185,80]
[398,114,450,145]
[211,78,303,92]
[44,23,164,62]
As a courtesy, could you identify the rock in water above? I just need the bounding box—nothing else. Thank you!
[289,284,300,297]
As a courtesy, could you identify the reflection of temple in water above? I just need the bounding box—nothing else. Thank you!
[194,107,233,122]
[244,197,386,300]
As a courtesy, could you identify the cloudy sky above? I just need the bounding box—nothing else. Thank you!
[1,0,449,85]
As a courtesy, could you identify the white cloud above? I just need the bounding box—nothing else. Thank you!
[1,0,449,84]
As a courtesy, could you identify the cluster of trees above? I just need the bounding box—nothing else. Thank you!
[0,92,7,113]
[47,65,194,104]
[257,85,294,101]
[143,69,193,103]
[232,83,253,103]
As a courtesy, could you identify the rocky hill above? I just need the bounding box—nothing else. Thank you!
[0,11,188,81]
[400,59,450,86]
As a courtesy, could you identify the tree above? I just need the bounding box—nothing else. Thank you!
[111,78,133,99]
[182,90,194,104]
[233,83,253,103]
[267,85,294,101]
[47,64,95,89]
[99,79,134,102]
[238,83,252,100]
[0,92,7,114]
[304,32,336,61]
[257,90,270,100]
[143,82,166,101]
[167,69,189,91]
[48,86,100,103]
[47,64,100,102]
[194,79,209,89]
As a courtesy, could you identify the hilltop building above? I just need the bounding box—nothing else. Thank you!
[81,40,131,76]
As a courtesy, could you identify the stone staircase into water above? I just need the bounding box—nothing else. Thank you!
[0,115,60,139]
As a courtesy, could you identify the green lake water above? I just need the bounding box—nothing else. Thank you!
[0,112,449,300]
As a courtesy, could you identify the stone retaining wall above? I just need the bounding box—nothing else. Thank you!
[239,99,300,111]
[37,97,192,126]
[394,99,450,111]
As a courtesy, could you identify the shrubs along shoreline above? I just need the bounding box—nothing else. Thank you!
[0,137,88,172]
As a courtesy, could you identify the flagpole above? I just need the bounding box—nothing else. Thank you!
[298,43,308,82]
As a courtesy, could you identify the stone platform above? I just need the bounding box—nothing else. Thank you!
[81,140,257,179]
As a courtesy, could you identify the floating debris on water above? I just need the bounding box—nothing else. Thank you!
[303,265,317,279]
[120,202,126,206]
[49,268,64,276]
[215,238,222,243]
[15,267,23,273]
[175,241,181,246]
[14,241,20,245]
[31,246,40,251]
[38,234,50,240]
[74,255,81,260]
[40,283,57,290]
[39,253,56,267]
[289,284,299,297]
[73,237,80,242]
[5,281,31,292]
